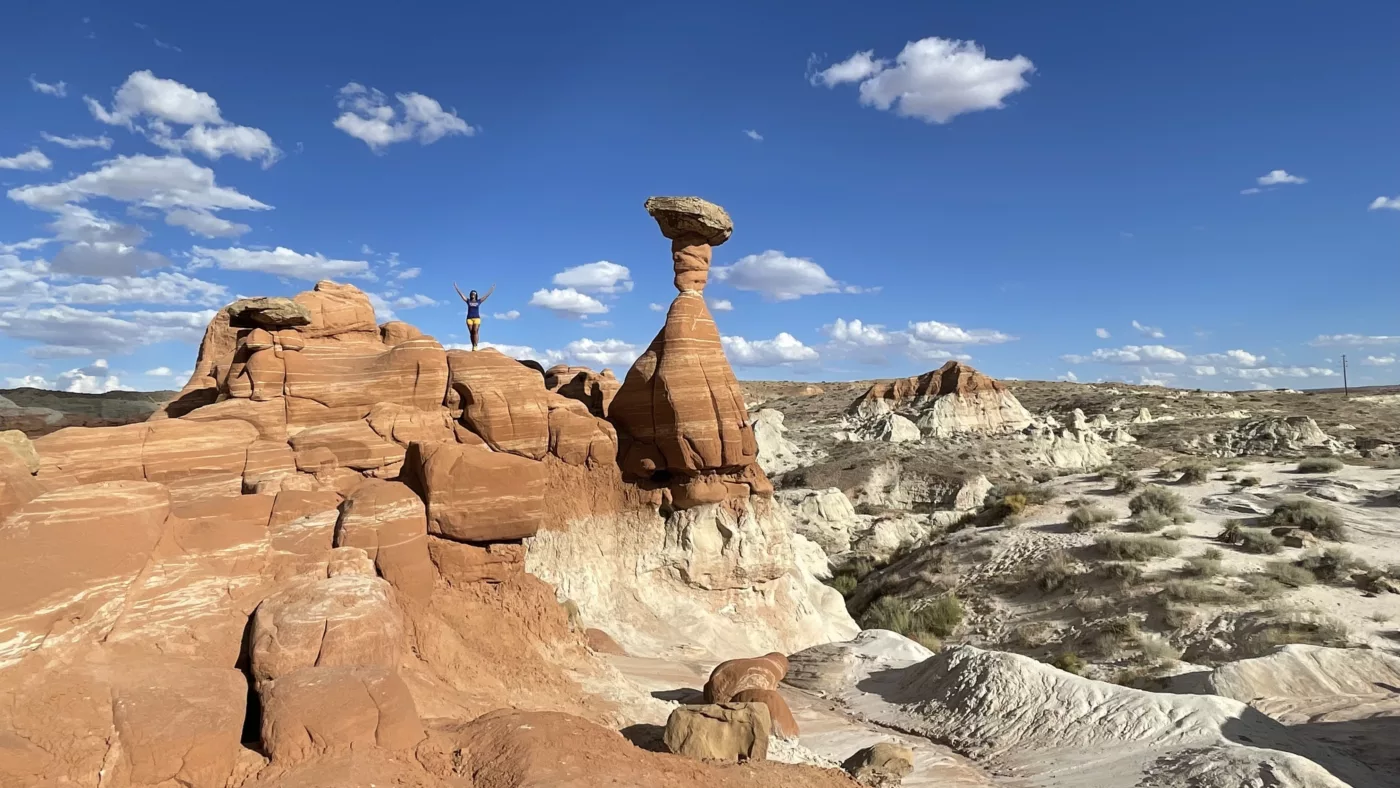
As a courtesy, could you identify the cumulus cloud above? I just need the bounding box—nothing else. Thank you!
[1257,169,1306,186]
[1191,349,1266,367]
[1362,355,1395,366]
[529,287,607,316]
[40,132,113,150]
[145,366,174,376]
[29,76,67,97]
[9,154,270,223]
[0,304,215,355]
[51,242,172,277]
[190,246,370,281]
[493,310,520,320]
[551,261,632,294]
[648,303,665,312]
[1368,196,1400,211]
[709,298,733,312]
[333,83,474,152]
[559,338,642,368]
[908,319,1013,345]
[1309,333,1400,347]
[1062,345,1188,365]
[823,316,1006,364]
[744,129,763,141]
[84,71,280,166]
[164,207,250,238]
[395,267,420,280]
[824,317,894,347]
[1223,366,1336,380]
[712,250,864,300]
[1131,320,1164,339]
[811,37,1033,124]
[1095,327,1110,339]
[0,149,53,171]
[722,333,820,366]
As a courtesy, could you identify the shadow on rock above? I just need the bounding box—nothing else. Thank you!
[620,723,668,753]
[652,687,704,703]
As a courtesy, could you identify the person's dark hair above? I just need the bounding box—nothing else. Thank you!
[469,290,478,298]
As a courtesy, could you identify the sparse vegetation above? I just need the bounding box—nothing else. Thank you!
[1182,549,1223,577]
[1262,498,1348,541]
[1096,535,1180,561]
[858,594,964,639]
[1296,548,1368,585]
[1297,457,1345,474]
[1244,576,1288,599]
[1265,561,1317,588]
[1137,633,1181,663]
[1221,472,1238,482]
[1129,486,1192,523]
[1112,471,1143,494]
[1125,510,1172,533]
[1162,579,1244,605]
[1027,550,1079,593]
[1177,461,1213,485]
[1162,526,1188,540]
[826,557,876,599]
[1048,652,1084,675]
[1219,521,1283,554]
[1239,476,1262,487]
[1067,503,1115,532]
[1240,612,1350,656]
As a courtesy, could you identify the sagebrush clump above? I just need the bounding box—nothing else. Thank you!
[1096,535,1180,561]
[1297,457,1345,474]
[1067,503,1115,532]
[1263,498,1348,541]
[1129,486,1192,524]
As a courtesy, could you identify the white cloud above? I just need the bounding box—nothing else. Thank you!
[744,129,763,141]
[1062,345,1188,365]
[84,71,280,166]
[1309,333,1400,347]
[52,242,171,277]
[1362,355,1395,366]
[0,149,53,171]
[908,319,1013,345]
[1058,371,1078,382]
[395,267,421,280]
[153,39,183,53]
[390,293,437,309]
[1139,374,1173,387]
[1257,169,1306,186]
[30,76,67,97]
[0,304,214,355]
[812,37,1034,124]
[824,317,893,347]
[9,154,270,215]
[1368,196,1400,211]
[648,302,665,312]
[472,342,541,359]
[529,287,607,316]
[583,320,611,328]
[145,366,173,376]
[0,238,49,254]
[722,333,819,367]
[1224,366,1336,380]
[712,250,849,300]
[551,261,632,294]
[493,310,520,320]
[333,83,473,151]
[164,208,250,238]
[559,338,641,368]
[1095,327,1110,339]
[1240,187,1262,195]
[59,359,130,393]
[190,246,370,281]
[1191,366,1218,376]
[1191,349,1266,368]
[40,132,113,150]
[709,298,733,312]
[1131,320,1164,339]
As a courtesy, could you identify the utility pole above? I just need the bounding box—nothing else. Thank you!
[1342,354,1349,399]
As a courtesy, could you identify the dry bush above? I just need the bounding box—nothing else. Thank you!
[1067,503,1116,532]
[1183,550,1223,577]
[1112,471,1143,494]
[1126,510,1173,533]
[1265,561,1317,588]
[1137,632,1182,663]
[1129,486,1192,523]
[1262,497,1348,541]
[1297,457,1345,474]
[1297,548,1368,585]
[1048,651,1084,675]
[1027,550,1079,593]
[1178,461,1213,485]
[1162,526,1188,540]
[1238,476,1262,487]
[1162,580,1245,605]
[1241,612,1349,656]
[1219,521,1283,554]
[1096,535,1180,561]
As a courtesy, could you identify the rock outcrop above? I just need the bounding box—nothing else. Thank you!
[1194,416,1352,458]
[848,361,1032,438]
[664,702,772,762]
[752,408,801,475]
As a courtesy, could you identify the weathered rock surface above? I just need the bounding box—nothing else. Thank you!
[250,573,403,687]
[335,479,434,600]
[705,653,789,703]
[776,488,861,555]
[1195,416,1352,458]
[0,429,39,473]
[665,702,771,763]
[227,296,313,328]
[449,348,551,458]
[752,408,801,475]
[850,361,1032,437]
[731,688,799,739]
[427,537,525,586]
[546,364,620,418]
[843,742,915,788]
[409,440,545,542]
[844,412,921,444]
[260,666,424,764]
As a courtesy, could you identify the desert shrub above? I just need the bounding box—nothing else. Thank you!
[1162,580,1244,605]
[994,481,1056,506]
[1097,615,1140,640]
[1239,476,1262,487]
[1137,633,1181,663]
[1096,535,1180,561]
[1244,577,1288,599]
[1183,553,1223,577]
[859,595,915,634]
[1263,498,1348,541]
[1162,526,1188,540]
[828,573,859,598]
[1265,561,1317,588]
[1067,504,1115,532]
[1129,486,1190,523]
[1297,548,1367,584]
[1112,471,1143,494]
[1126,510,1172,533]
[1011,622,1054,648]
[1219,522,1282,554]
[1028,550,1079,593]
[907,631,942,651]
[916,595,965,637]
[1178,461,1213,485]
[1297,457,1345,474]
[1162,604,1196,629]
[1093,562,1143,587]
[1218,521,1244,544]
[1049,652,1084,675]
[1241,612,1349,655]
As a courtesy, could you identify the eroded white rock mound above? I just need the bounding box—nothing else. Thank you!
[847,362,1032,439]
[752,408,801,475]
[1196,416,1351,458]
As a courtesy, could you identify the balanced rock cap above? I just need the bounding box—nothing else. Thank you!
[644,196,733,246]
[227,296,313,329]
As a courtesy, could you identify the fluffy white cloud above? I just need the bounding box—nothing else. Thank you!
[164,208,250,238]
[559,338,641,368]
[712,250,851,300]
[190,246,370,281]
[85,71,279,166]
[52,242,171,277]
[722,333,819,366]
[10,154,270,216]
[0,149,52,171]
[1139,374,1173,387]
[41,132,113,150]
[908,319,1013,345]
[30,76,67,97]
[744,129,763,141]
[1224,366,1336,380]
[529,287,607,316]
[1257,169,1306,186]
[59,359,130,393]
[0,304,214,355]
[333,83,474,151]
[1362,355,1395,366]
[493,309,520,320]
[812,37,1034,124]
[709,298,733,312]
[1192,365,1218,376]
[0,238,49,254]
[1191,349,1266,368]
[824,317,893,346]
[1131,320,1164,339]
[395,267,421,280]
[391,293,437,309]
[145,366,174,376]
[823,316,1005,364]
[1369,196,1400,211]
[648,303,665,312]
[1309,333,1400,346]
[1063,345,1188,365]
[551,261,632,294]
[1058,371,1078,382]
[1095,327,1110,339]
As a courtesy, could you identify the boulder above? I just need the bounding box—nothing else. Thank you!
[379,320,423,346]
[730,688,798,739]
[663,703,770,763]
[260,666,424,764]
[427,537,524,586]
[108,664,250,788]
[0,445,43,522]
[365,402,456,447]
[776,488,860,555]
[409,441,545,542]
[953,474,993,511]
[293,280,380,340]
[447,348,551,459]
[545,365,620,418]
[335,479,434,600]
[842,742,915,788]
[546,395,617,466]
[0,429,39,473]
[704,652,789,703]
[289,420,405,472]
[284,338,449,428]
[227,296,313,329]
[249,573,403,686]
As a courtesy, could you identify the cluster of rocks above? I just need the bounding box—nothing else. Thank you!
[1191,415,1353,458]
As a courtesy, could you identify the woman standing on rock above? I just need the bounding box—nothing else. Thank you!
[454,282,495,351]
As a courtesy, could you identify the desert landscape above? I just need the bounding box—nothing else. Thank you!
[0,196,1395,788]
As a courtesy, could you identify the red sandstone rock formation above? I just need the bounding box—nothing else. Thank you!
[609,196,768,509]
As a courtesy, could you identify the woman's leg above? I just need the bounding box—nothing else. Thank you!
[469,320,480,350]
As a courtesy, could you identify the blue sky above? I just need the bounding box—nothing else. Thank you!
[2,1,1399,393]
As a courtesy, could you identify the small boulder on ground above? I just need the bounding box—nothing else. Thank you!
[663,702,771,763]
[730,688,799,740]
[842,742,915,787]
[704,652,789,704]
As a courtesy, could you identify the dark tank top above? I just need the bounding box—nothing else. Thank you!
[467,299,481,318]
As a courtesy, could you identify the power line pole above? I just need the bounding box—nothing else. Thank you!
[1342,354,1349,399]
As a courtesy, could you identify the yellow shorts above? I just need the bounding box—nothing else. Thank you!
[466,318,481,328]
